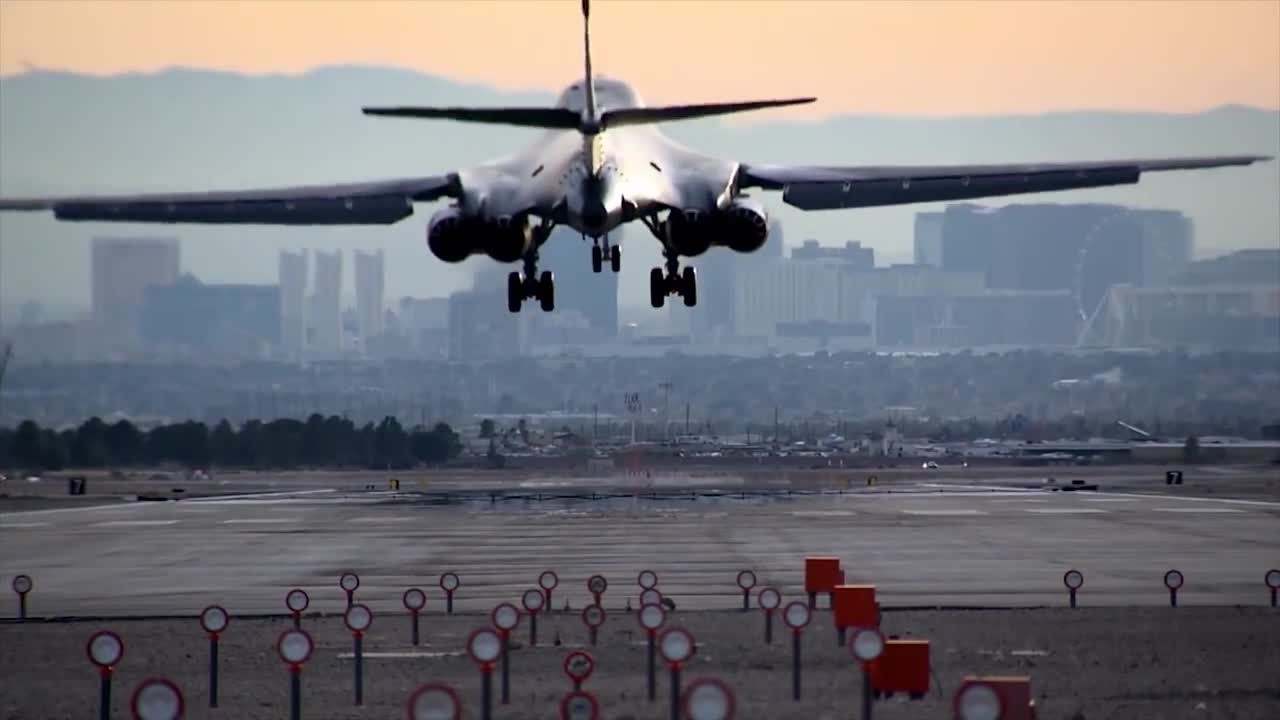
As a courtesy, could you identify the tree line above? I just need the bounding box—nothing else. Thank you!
[0,415,463,472]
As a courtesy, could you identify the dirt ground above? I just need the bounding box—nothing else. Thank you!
[2,607,1277,719]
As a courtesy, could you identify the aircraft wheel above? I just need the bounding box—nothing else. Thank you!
[649,267,666,309]
[681,266,697,307]
[610,245,622,272]
[539,270,555,312]
[591,245,603,273]
[507,272,523,313]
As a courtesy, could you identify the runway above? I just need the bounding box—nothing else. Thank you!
[2,479,1278,617]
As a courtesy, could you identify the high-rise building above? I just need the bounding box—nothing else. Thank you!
[354,249,386,347]
[539,227,618,339]
[310,250,342,354]
[913,212,944,266]
[690,219,785,341]
[91,237,180,346]
[792,239,874,269]
[448,270,524,361]
[278,250,308,356]
[141,275,281,356]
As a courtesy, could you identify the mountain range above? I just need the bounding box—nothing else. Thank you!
[0,66,1276,314]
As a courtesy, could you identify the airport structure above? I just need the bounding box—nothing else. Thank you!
[90,236,180,350]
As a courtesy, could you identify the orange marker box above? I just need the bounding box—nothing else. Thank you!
[832,584,878,629]
[804,556,842,594]
[869,639,930,698]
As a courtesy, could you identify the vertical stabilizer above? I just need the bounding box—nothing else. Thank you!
[581,0,598,126]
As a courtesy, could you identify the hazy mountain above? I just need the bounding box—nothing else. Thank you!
[1,66,1276,314]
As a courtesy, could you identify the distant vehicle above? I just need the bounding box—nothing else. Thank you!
[922,461,939,469]
[0,1,1268,314]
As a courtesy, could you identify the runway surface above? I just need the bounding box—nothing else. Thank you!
[3,477,1278,617]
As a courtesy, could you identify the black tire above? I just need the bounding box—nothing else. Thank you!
[649,267,666,308]
[507,272,523,313]
[681,266,697,307]
[610,244,622,272]
[539,270,555,312]
[591,245,603,273]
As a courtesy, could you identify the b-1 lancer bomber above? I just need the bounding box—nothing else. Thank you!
[0,0,1270,313]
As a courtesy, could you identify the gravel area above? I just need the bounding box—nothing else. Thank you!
[2,607,1277,719]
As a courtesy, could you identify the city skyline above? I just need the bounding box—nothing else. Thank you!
[2,1,1277,116]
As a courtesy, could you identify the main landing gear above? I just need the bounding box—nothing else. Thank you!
[507,224,555,313]
[590,236,621,273]
[649,253,697,309]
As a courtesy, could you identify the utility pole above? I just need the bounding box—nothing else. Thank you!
[659,382,672,443]
[593,403,598,448]
[685,402,690,436]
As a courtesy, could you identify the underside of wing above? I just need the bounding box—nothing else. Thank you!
[0,175,459,225]
[738,155,1271,210]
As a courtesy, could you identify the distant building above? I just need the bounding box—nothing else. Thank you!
[398,297,449,354]
[539,227,619,339]
[91,237,180,345]
[448,269,525,361]
[1176,249,1280,286]
[924,203,1193,318]
[354,249,386,347]
[874,290,1078,348]
[792,239,874,269]
[1081,284,1280,349]
[913,212,944,267]
[141,276,281,356]
[278,250,308,356]
[734,260,842,337]
[310,250,342,354]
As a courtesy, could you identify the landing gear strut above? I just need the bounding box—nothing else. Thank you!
[508,224,555,313]
[590,236,621,273]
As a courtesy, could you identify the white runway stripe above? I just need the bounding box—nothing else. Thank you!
[1152,507,1243,514]
[222,518,301,525]
[1024,508,1109,514]
[348,516,416,523]
[0,522,50,528]
[901,509,986,516]
[790,510,856,517]
[93,520,179,527]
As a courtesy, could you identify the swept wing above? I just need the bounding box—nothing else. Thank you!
[738,155,1270,210]
[0,175,457,224]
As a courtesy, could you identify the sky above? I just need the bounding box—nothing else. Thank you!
[2,0,1278,117]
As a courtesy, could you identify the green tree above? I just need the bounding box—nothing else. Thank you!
[10,420,43,467]
[104,420,143,465]
[411,422,462,465]
[479,418,496,439]
[1182,434,1201,463]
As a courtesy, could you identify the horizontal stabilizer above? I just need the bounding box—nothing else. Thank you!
[600,98,816,129]
[363,106,581,129]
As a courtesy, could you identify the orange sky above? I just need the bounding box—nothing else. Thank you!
[1,0,1277,117]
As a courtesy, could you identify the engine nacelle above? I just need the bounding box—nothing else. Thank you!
[427,207,476,263]
[720,199,769,254]
[485,215,534,263]
[665,209,713,257]
[427,208,533,264]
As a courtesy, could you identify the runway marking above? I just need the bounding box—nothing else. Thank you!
[183,489,338,503]
[93,520,180,527]
[222,518,301,525]
[348,516,416,523]
[901,509,986,516]
[1023,508,1108,515]
[789,510,855,517]
[0,502,148,518]
[0,522,50,528]
[1087,492,1280,508]
[1152,507,1244,514]
[1081,497,1137,503]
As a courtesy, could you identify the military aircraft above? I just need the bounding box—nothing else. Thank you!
[0,0,1269,313]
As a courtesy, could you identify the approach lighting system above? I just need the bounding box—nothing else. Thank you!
[682,677,737,720]
[130,677,184,720]
[407,683,462,720]
[954,681,1004,720]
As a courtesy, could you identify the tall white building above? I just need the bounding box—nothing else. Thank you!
[311,250,343,354]
[354,249,385,348]
[278,250,308,356]
[734,260,842,337]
